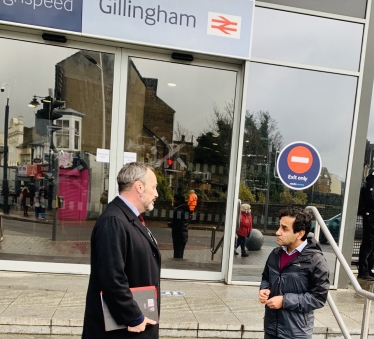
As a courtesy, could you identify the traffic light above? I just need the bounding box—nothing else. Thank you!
[167,158,173,170]
[35,102,50,135]
[35,98,64,136]
[49,100,63,132]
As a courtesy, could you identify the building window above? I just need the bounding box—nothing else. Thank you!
[56,120,69,149]
[74,121,80,150]
[21,154,29,164]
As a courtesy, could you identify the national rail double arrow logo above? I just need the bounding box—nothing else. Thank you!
[207,12,241,39]
[212,16,237,34]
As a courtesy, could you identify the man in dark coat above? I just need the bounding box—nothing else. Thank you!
[168,194,189,259]
[82,162,161,339]
[358,169,374,280]
[259,207,329,339]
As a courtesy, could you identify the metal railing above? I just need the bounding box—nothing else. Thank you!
[306,206,374,339]
[210,214,225,260]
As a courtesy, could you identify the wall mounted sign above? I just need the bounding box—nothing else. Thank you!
[277,141,322,190]
[0,0,254,59]
[18,165,27,176]
[0,0,83,31]
[58,152,73,168]
[82,0,254,58]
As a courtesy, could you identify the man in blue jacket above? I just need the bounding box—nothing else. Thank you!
[259,207,330,339]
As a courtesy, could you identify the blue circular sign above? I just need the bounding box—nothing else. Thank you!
[277,141,321,190]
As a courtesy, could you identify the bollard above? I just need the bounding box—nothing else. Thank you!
[245,229,264,251]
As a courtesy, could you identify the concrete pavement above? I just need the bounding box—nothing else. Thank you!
[0,210,373,338]
[0,271,373,338]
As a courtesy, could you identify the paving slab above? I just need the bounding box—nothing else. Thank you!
[0,271,370,338]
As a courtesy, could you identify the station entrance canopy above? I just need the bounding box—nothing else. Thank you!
[0,0,254,59]
[260,0,367,19]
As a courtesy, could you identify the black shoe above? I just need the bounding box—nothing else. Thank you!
[369,271,374,278]
[234,250,239,255]
[241,252,249,257]
[357,274,374,281]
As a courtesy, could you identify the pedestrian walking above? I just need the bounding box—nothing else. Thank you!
[168,194,189,259]
[34,191,46,219]
[187,189,197,222]
[20,186,30,216]
[82,162,160,339]
[234,203,252,257]
[259,206,330,339]
[358,169,374,281]
[29,182,36,210]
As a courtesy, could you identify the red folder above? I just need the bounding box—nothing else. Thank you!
[100,286,158,331]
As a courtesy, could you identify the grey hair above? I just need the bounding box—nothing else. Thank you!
[117,162,153,193]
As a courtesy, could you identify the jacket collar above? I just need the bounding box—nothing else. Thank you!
[112,197,159,250]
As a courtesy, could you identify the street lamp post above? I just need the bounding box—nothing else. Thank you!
[83,53,105,149]
[83,53,106,207]
[29,89,62,210]
[1,83,10,215]
[261,138,272,233]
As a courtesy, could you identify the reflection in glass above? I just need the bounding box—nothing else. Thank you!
[0,38,114,265]
[125,58,237,272]
[252,7,363,71]
[233,63,357,282]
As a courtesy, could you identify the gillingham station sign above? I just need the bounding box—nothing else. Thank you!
[277,141,322,191]
[0,0,254,59]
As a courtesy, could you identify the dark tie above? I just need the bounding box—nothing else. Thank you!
[138,214,157,246]
[138,214,145,226]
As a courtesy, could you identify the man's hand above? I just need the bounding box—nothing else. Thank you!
[258,289,270,304]
[265,295,283,309]
[127,317,157,332]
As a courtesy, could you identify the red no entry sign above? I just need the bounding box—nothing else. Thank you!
[287,146,313,174]
[277,141,322,190]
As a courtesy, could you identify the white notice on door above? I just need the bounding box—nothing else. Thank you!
[124,152,137,165]
[96,148,110,163]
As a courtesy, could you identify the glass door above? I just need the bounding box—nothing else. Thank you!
[0,37,117,272]
[123,54,239,280]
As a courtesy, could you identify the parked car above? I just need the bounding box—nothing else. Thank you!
[310,213,363,245]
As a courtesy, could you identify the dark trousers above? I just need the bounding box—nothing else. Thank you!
[358,215,374,275]
[173,239,186,258]
[264,332,286,339]
[236,235,246,253]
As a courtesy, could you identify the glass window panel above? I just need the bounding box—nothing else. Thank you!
[252,8,363,71]
[260,0,367,18]
[74,136,79,150]
[0,38,114,265]
[75,121,79,135]
[233,62,357,283]
[125,57,237,272]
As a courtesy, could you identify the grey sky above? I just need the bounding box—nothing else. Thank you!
[248,8,363,179]
[246,63,357,179]
[251,7,363,71]
[0,39,77,128]
[131,57,237,143]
